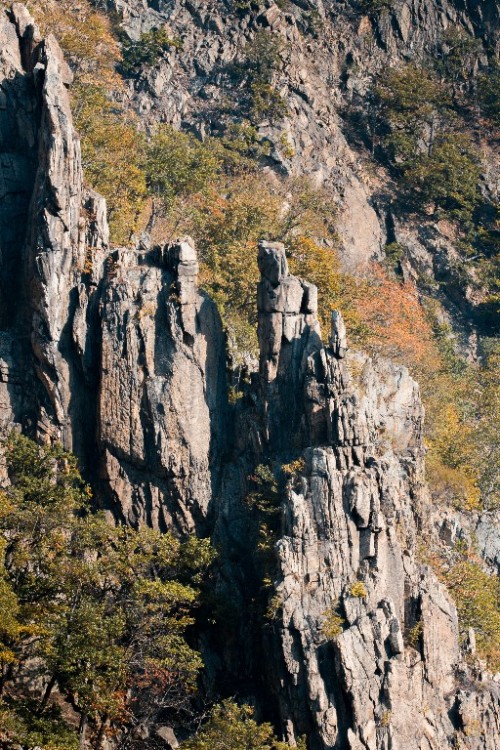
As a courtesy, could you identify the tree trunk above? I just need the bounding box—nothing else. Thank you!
[146,199,157,234]
[94,714,109,750]
[39,674,57,711]
[79,713,88,750]
[0,663,13,697]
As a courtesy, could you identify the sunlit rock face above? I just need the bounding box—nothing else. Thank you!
[0,6,499,749]
[97,239,227,531]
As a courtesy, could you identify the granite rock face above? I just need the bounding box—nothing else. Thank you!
[0,6,499,750]
[97,240,227,531]
[0,6,227,532]
[229,244,499,750]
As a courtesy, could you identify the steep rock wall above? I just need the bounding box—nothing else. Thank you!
[211,242,500,750]
[97,240,227,530]
[0,5,227,531]
[0,6,498,749]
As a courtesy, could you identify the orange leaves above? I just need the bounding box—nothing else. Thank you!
[347,264,436,369]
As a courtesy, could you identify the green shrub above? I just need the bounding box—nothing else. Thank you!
[245,30,284,81]
[402,132,480,223]
[121,27,182,76]
[444,543,500,671]
[250,81,288,123]
[435,28,481,91]
[229,31,288,124]
[406,620,423,648]
[0,434,215,745]
[146,126,222,211]
[246,464,280,514]
[477,65,500,126]
[180,700,306,750]
[375,64,447,161]
[374,65,480,222]
[360,0,393,13]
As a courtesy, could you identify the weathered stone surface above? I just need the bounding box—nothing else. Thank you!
[0,8,499,750]
[330,310,347,359]
[0,6,228,534]
[98,240,227,530]
[221,244,500,750]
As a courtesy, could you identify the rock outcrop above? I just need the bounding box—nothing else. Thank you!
[0,2,108,451]
[216,242,500,750]
[0,5,499,750]
[0,6,227,531]
[97,239,227,531]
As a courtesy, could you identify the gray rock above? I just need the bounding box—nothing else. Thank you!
[1,8,499,749]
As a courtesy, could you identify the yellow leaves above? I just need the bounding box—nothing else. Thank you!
[180,699,294,750]
[425,458,481,511]
[443,546,500,672]
[288,236,342,334]
[281,458,305,478]
[27,0,123,92]
[0,578,22,661]
[74,87,147,243]
[0,647,15,665]
[321,603,345,640]
[425,400,481,511]
[350,581,368,599]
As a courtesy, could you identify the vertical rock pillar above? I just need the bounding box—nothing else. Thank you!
[257,240,320,382]
[256,240,322,449]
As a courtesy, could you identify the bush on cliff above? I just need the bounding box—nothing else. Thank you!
[373,64,480,223]
[444,543,500,672]
[477,65,500,127]
[121,27,182,77]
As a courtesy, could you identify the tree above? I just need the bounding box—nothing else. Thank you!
[374,64,446,161]
[359,0,393,14]
[288,236,343,334]
[373,65,480,222]
[403,132,480,222]
[444,543,500,672]
[477,65,500,127]
[0,434,215,749]
[435,28,481,99]
[229,31,288,125]
[181,700,306,750]
[146,126,222,214]
[469,341,500,510]
[121,28,182,77]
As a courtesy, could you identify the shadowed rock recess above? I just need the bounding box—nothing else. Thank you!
[0,6,499,750]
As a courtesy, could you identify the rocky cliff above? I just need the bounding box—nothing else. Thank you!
[102,0,499,344]
[0,3,227,533]
[0,4,499,750]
